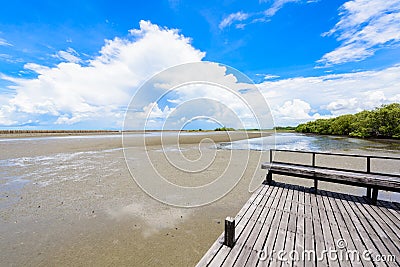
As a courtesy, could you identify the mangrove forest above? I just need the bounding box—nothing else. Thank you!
[295,103,400,139]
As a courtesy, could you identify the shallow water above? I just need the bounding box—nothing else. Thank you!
[219,132,400,153]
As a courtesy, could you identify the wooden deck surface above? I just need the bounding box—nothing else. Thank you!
[196,182,400,267]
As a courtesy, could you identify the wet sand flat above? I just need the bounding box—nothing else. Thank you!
[0,132,269,266]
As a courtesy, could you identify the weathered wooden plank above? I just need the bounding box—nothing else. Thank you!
[245,186,286,266]
[196,234,225,267]
[232,185,281,266]
[221,186,274,266]
[209,186,270,266]
[322,191,366,267]
[281,186,299,267]
[358,196,400,240]
[318,192,348,267]
[198,181,399,267]
[252,184,290,266]
[315,192,335,249]
[345,194,396,264]
[234,187,269,240]
[349,195,400,266]
[377,201,400,225]
[208,246,231,267]
[338,193,388,267]
[267,184,294,266]
[373,202,400,234]
[293,187,305,267]
[310,190,328,266]
[287,187,299,234]
[328,191,374,267]
[196,186,266,267]
[303,188,316,267]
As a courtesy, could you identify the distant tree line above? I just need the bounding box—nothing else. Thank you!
[214,127,235,131]
[0,130,119,134]
[274,126,296,131]
[295,103,400,139]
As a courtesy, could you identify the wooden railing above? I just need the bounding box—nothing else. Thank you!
[269,149,400,176]
[263,149,400,204]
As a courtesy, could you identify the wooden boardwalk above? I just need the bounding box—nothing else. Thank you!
[196,182,400,267]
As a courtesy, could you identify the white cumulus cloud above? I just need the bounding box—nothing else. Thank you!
[260,65,400,125]
[0,20,205,128]
[124,62,274,130]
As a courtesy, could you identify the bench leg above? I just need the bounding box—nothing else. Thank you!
[309,178,318,194]
[366,187,371,198]
[266,171,273,185]
[371,188,379,205]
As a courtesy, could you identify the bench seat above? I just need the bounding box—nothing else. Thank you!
[261,162,400,204]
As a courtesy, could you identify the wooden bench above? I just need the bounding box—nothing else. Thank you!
[261,149,400,204]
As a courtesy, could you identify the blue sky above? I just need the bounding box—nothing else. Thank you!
[0,0,399,129]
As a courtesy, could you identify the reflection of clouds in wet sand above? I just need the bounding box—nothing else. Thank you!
[107,202,191,238]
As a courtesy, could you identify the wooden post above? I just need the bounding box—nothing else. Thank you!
[270,149,273,162]
[312,152,318,192]
[266,171,273,185]
[313,179,318,191]
[312,152,316,167]
[224,217,235,248]
[371,187,379,205]
[367,156,371,173]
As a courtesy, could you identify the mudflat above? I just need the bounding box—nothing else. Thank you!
[0,131,270,266]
